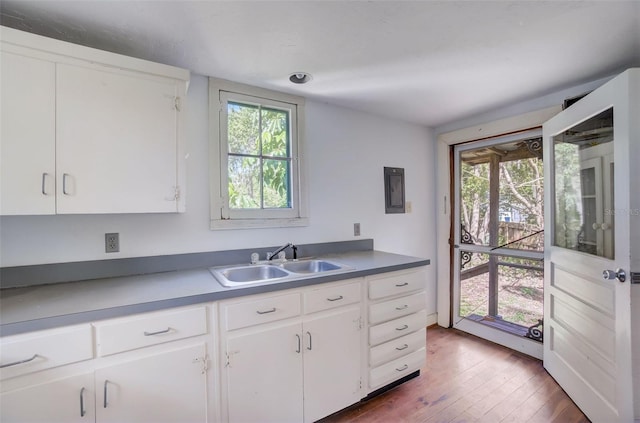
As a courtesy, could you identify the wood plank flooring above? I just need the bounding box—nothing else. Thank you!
[321,325,589,423]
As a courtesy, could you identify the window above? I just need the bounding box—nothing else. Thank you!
[209,78,308,229]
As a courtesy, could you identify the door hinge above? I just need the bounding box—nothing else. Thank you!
[174,186,181,201]
[193,355,209,374]
[174,96,182,111]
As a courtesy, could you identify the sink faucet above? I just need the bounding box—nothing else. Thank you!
[268,243,297,260]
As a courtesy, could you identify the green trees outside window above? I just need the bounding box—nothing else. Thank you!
[227,101,291,210]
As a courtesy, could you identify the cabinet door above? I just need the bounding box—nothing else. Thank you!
[0,51,56,215]
[0,372,95,423]
[56,63,182,214]
[225,322,303,423]
[303,306,361,423]
[95,343,207,423]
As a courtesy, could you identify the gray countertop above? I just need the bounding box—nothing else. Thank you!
[0,250,429,336]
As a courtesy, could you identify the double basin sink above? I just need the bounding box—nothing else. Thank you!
[210,259,352,288]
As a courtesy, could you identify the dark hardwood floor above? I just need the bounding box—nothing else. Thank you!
[321,325,589,423]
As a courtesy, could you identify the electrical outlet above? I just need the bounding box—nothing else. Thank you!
[354,223,361,236]
[105,233,119,253]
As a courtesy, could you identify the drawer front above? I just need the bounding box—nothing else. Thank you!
[369,292,425,325]
[1,325,93,380]
[369,330,426,368]
[95,306,207,356]
[368,269,426,300]
[225,292,301,331]
[369,310,427,346]
[369,347,426,389]
[304,280,360,314]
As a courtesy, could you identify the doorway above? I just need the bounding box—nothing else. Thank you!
[452,129,545,357]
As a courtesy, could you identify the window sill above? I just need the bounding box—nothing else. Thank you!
[210,217,310,230]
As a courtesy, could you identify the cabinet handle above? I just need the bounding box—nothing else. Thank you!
[144,328,171,336]
[395,304,409,310]
[295,334,301,353]
[396,364,409,372]
[62,173,70,195]
[103,380,110,408]
[395,282,409,287]
[0,354,38,368]
[395,325,409,331]
[80,387,86,417]
[306,331,312,351]
[327,295,344,302]
[395,344,409,351]
[256,307,276,315]
[41,173,49,195]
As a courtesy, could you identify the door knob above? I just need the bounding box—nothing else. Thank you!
[603,269,626,283]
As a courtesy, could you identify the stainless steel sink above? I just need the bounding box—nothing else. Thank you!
[210,259,352,288]
[211,265,289,287]
[280,260,341,273]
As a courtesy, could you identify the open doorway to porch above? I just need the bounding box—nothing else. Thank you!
[452,130,544,353]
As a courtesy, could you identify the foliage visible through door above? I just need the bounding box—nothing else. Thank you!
[457,136,544,339]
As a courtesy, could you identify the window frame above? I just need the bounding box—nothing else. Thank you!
[209,77,308,229]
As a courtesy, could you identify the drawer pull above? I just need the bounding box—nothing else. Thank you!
[395,325,409,331]
[395,304,409,310]
[103,380,110,408]
[327,295,344,302]
[295,334,301,353]
[0,354,38,368]
[396,364,409,372]
[306,331,313,351]
[144,327,171,336]
[80,387,86,417]
[395,282,409,287]
[395,344,409,351]
[256,307,277,315]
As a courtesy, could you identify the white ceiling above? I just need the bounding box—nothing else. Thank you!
[1,1,639,128]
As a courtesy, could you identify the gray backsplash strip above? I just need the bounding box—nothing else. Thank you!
[0,239,374,289]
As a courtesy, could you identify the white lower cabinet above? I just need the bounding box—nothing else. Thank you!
[226,321,304,423]
[302,306,361,423]
[221,279,363,423]
[1,372,95,423]
[0,305,213,423]
[96,344,208,423]
[366,267,427,392]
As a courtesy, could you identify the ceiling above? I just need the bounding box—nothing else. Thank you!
[1,1,639,128]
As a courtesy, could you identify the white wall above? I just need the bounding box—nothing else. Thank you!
[0,74,437,317]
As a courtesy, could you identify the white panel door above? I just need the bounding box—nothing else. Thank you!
[1,372,95,422]
[95,344,208,423]
[303,306,361,423]
[543,69,638,422]
[225,321,303,423]
[0,51,56,215]
[56,63,181,214]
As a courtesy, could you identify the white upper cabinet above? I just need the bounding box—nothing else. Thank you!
[0,51,56,215]
[0,26,189,215]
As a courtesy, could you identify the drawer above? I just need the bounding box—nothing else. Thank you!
[95,306,207,356]
[1,324,93,380]
[369,347,425,389]
[304,280,360,314]
[369,292,425,325]
[225,292,301,331]
[369,309,427,346]
[368,268,426,300]
[369,330,426,368]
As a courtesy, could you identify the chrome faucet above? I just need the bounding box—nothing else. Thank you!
[268,242,298,260]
